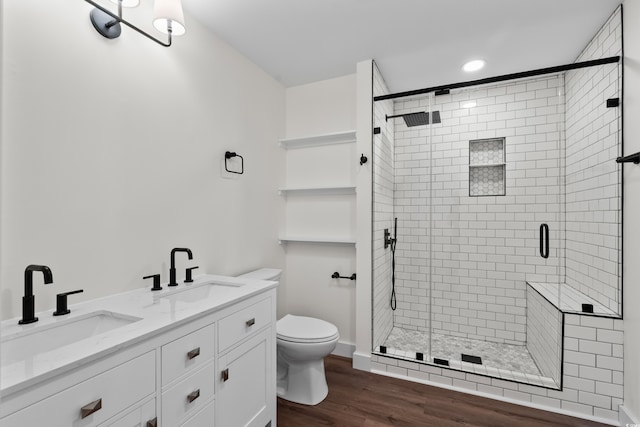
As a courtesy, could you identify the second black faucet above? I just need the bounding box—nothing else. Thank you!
[169,248,193,287]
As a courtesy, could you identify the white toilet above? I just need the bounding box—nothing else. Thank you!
[238,268,339,405]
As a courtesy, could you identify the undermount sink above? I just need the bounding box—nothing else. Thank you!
[160,280,245,304]
[1,311,141,365]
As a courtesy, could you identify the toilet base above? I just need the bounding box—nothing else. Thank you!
[277,356,329,405]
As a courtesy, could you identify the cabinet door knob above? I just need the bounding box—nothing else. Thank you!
[147,417,158,427]
[221,368,229,382]
[80,398,102,419]
[187,347,201,360]
[187,389,200,403]
[246,318,256,327]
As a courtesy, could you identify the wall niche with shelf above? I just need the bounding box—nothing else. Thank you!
[469,137,506,197]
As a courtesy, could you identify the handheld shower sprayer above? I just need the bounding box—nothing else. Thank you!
[385,218,398,310]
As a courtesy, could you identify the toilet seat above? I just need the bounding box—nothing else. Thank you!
[277,314,339,343]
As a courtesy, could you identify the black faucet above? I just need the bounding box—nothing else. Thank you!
[169,248,193,287]
[19,264,54,324]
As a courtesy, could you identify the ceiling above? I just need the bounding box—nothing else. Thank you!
[182,0,621,94]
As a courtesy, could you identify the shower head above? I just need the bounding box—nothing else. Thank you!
[403,112,430,127]
[385,111,441,127]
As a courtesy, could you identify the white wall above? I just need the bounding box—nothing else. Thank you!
[622,0,640,423]
[282,74,358,350]
[0,0,285,320]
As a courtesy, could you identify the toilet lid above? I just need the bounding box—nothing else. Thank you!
[277,314,339,343]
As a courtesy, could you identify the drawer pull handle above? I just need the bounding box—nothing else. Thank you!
[187,389,200,403]
[187,347,201,360]
[147,418,158,427]
[246,318,256,327]
[80,398,102,419]
[222,368,229,382]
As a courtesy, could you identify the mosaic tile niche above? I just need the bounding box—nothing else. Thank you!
[469,137,506,197]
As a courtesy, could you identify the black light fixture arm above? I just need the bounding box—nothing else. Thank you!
[84,0,172,47]
[616,151,640,164]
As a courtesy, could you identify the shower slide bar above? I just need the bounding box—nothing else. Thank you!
[616,151,640,164]
[374,56,620,102]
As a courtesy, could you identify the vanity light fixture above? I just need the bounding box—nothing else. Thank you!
[462,59,486,73]
[85,0,185,47]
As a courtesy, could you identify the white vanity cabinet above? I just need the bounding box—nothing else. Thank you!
[0,351,157,427]
[0,285,277,427]
[216,297,275,427]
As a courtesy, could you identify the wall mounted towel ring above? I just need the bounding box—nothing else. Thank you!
[225,151,244,174]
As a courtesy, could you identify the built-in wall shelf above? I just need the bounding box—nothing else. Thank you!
[278,236,356,245]
[469,163,506,168]
[279,130,356,149]
[469,137,506,197]
[278,186,356,196]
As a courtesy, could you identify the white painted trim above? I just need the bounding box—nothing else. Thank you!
[351,351,371,372]
[620,405,639,426]
[354,59,374,361]
[371,369,619,426]
[331,341,355,359]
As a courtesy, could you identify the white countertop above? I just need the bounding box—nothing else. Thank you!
[0,274,277,396]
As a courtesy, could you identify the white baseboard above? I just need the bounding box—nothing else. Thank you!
[620,405,639,426]
[331,341,355,358]
[351,351,371,371]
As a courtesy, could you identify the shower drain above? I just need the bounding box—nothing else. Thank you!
[461,354,483,365]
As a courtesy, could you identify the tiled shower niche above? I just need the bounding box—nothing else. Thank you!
[469,137,506,197]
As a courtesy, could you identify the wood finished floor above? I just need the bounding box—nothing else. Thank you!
[277,356,608,427]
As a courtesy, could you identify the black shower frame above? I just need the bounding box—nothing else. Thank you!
[372,51,624,319]
[371,38,625,390]
[373,56,620,101]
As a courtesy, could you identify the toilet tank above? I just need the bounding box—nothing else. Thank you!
[237,268,282,281]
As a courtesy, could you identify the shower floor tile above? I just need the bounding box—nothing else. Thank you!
[382,327,541,376]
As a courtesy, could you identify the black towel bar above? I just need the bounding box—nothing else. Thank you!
[331,272,356,280]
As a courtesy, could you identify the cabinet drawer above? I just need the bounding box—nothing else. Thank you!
[219,298,271,352]
[1,351,155,427]
[101,399,155,427]
[162,362,215,427]
[162,323,215,386]
[181,400,214,427]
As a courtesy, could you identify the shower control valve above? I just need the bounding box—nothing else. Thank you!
[384,228,396,249]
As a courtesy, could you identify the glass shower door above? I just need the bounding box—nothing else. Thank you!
[428,76,564,384]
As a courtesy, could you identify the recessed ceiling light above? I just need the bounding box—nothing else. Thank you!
[462,60,485,73]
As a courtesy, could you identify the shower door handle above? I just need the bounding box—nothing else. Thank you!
[540,224,549,259]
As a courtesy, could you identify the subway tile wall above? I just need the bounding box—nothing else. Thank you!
[526,286,563,387]
[372,63,395,347]
[370,6,624,422]
[564,7,622,314]
[393,75,565,345]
